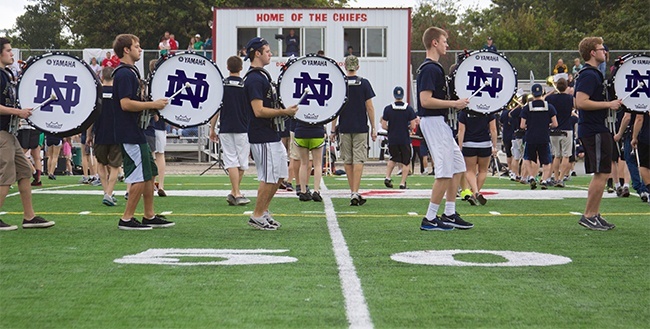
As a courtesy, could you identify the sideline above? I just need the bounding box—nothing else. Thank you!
[7,184,79,198]
[321,181,373,329]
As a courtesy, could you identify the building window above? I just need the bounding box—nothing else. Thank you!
[344,27,386,58]
[304,28,325,56]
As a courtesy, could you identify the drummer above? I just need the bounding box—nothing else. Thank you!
[0,37,55,231]
[381,86,417,190]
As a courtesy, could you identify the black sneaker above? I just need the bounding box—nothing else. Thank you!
[555,180,565,188]
[263,213,281,228]
[357,194,367,205]
[0,219,18,231]
[299,191,312,201]
[420,216,454,231]
[227,194,236,206]
[596,214,615,229]
[350,195,359,206]
[399,183,407,189]
[142,215,175,228]
[616,186,623,197]
[466,194,479,206]
[248,216,276,230]
[22,216,55,229]
[540,181,548,190]
[578,215,608,231]
[285,182,294,192]
[311,191,323,202]
[384,178,393,188]
[529,179,537,190]
[475,193,487,205]
[621,186,630,197]
[441,212,474,230]
[119,218,152,230]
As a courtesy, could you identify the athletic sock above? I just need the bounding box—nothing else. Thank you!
[425,202,439,220]
[444,202,456,217]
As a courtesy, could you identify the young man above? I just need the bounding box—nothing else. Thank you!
[243,37,298,230]
[209,55,251,206]
[416,27,473,231]
[112,34,174,230]
[574,37,622,230]
[0,37,55,231]
[520,84,558,190]
[545,78,575,186]
[381,86,417,190]
[331,55,377,206]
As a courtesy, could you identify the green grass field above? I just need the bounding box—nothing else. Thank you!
[1,173,648,328]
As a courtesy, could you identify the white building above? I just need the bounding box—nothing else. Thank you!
[212,7,411,157]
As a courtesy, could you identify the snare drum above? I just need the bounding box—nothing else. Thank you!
[16,52,101,136]
[277,54,347,125]
[452,50,517,114]
[149,51,224,128]
[613,53,650,113]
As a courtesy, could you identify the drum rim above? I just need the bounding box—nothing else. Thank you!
[612,53,650,113]
[277,53,348,125]
[16,51,102,137]
[148,51,224,128]
[451,49,518,115]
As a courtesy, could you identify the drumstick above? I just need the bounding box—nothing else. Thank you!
[468,81,491,101]
[620,81,646,102]
[296,88,310,105]
[169,82,191,100]
[32,93,57,111]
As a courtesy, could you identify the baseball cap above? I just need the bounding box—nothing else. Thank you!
[345,55,358,71]
[531,83,544,97]
[195,34,200,38]
[487,36,493,40]
[244,37,269,61]
[393,86,404,99]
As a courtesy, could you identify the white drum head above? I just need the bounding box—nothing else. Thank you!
[150,52,224,127]
[17,53,101,136]
[614,54,650,113]
[278,55,347,125]
[454,51,517,114]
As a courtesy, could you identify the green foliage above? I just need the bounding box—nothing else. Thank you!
[12,0,66,49]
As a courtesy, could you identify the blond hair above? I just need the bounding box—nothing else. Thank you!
[422,27,448,50]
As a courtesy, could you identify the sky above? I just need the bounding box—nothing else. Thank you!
[0,0,493,32]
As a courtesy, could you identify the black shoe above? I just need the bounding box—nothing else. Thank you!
[48,174,56,180]
[311,191,323,202]
[31,180,42,187]
[285,182,294,192]
[621,186,630,197]
[596,214,615,229]
[399,183,407,189]
[384,178,393,188]
[541,181,548,190]
[420,216,454,231]
[529,179,537,190]
[299,191,313,201]
[350,194,366,206]
[142,215,175,228]
[578,215,608,231]
[119,218,152,230]
[0,219,18,231]
[440,212,474,230]
[227,194,236,206]
[357,194,367,205]
[475,193,487,205]
[157,189,167,197]
[22,216,55,229]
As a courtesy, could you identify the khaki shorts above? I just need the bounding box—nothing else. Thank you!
[550,131,573,157]
[94,144,123,168]
[339,133,368,164]
[0,131,33,186]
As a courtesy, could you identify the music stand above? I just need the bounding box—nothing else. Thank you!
[200,139,228,176]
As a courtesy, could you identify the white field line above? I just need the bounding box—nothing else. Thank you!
[7,184,79,198]
[321,181,373,329]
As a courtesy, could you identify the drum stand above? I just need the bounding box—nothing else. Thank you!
[199,139,227,176]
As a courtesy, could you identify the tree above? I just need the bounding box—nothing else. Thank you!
[13,0,66,49]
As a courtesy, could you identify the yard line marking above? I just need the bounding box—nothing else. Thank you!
[243,211,253,215]
[489,211,501,216]
[160,211,173,215]
[407,212,419,216]
[569,212,582,215]
[321,182,373,329]
[78,211,91,215]
[8,184,78,198]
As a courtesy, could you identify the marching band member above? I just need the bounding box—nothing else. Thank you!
[381,86,417,190]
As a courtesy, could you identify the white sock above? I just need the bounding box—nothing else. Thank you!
[425,202,439,220]
[444,202,456,216]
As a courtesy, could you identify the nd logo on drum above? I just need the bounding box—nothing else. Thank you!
[166,70,209,108]
[293,72,332,106]
[625,69,650,97]
[34,74,80,113]
[467,66,504,98]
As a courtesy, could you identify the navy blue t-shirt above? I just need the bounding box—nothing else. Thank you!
[545,93,574,130]
[0,68,16,132]
[219,76,248,134]
[500,109,514,141]
[112,64,146,144]
[575,64,608,138]
[417,59,448,117]
[382,102,416,145]
[458,111,495,143]
[638,112,650,144]
[521,100,557,144]
[294,121,325,139]
[94,85,117,145]
[338,76,375,133]
[244,68,280,144]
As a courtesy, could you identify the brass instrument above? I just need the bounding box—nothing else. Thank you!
[546,75,559,93]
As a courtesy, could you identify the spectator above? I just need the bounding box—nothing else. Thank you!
[89,57,101,78]
[187,37,196,51]
[101,51,112,67]
[158,35,170,57]
[553,58,568,75]
[193,34,204,50]
[483,36,497,53]
[285,29,299,57]
[169,34,179,54]
[571,57,583,75]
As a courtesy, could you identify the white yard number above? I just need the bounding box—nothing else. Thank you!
[391,249,572,267]
[114,249,298,266]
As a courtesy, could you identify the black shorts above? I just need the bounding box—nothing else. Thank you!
[637,141,650,169]
[388,144,412,165]
[525,143,551,165]
[462,146,491,158]
[503,139,513,158]
[17,129,40,150]
[612,140,624,161]
[580,132,613,174]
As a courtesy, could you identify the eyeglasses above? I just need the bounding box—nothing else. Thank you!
[594,48,607,52]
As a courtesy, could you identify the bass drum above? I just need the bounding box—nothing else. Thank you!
[612,53,650,113]
[17,52,101,136]
[277,54,347,125]
[452,50,517,114]
[149,51,224,128]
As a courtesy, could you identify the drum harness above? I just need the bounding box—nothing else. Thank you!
[416,60,458,129]
[243,67,285,132]
[0,68,20,134]
[575,65,616,133]
[112,63,151,130]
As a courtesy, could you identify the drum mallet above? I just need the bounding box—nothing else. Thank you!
[296,87,310,105]
[168,82,191,101]
[468,81,491,101]
[620,81,646,102]
[32,93,58,111]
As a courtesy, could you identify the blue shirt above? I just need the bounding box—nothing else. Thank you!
[94,85,117,145]
[638,112,650,144]
[0,68,16,131]
[294,121,325,139]
[458,111,495,143]
[545,93,574,131]
[382,102,416,145]
[500,109,514,141]
[575,64,608,138]
[285,35,299,55]
[219,76,248,134]
[417,59,447,117]
[338,76,375,133]
[521,100,557,144]
[112,64,146,144]
[244,68,280,144]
